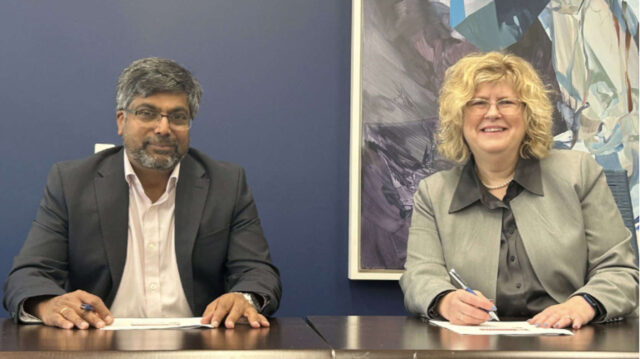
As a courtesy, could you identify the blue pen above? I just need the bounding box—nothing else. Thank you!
[448,268,500,321]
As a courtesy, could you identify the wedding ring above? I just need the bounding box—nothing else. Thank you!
[59,307,70,316]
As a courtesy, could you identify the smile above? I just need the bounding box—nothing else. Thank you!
[481,127,506,133]
[146,141,176,148]
[146,143,177,155]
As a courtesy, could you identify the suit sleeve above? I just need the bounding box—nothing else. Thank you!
[3,164,70,321]
[400,178,456,317]
[574,153,639,320]
[223,168,282,316]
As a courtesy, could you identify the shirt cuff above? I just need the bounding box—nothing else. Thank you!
[18,300,43,324]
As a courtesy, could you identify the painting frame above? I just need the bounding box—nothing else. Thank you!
[348,0,638,280]
[348,0,403,280]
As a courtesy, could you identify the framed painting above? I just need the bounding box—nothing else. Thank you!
[348,0,638,280]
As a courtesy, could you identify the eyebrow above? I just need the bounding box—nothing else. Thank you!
[134,104,189,113]
[471,96,518,100]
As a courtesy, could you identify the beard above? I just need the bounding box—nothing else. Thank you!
[123,133,185,170]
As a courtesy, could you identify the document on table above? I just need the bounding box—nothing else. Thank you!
[430,320,573,336]
[101,317,213,330]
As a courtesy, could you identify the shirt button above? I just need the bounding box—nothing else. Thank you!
[148,243,156,249]
[150,283,158,291]
[516,283,522,289]
[510,255,516,262]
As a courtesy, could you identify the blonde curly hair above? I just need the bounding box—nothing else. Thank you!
[437,52,553,163]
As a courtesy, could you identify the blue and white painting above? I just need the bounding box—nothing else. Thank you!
[358,0,638,270]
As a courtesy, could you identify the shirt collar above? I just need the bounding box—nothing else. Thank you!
[123,151,180,191]
[448,160,481,213]
[512,156,543,196]
[448,156,543,213]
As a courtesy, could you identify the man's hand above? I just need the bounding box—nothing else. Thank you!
[201,293,269,329]
[438,289,495,325]
[27,290,113,329]
[528,296,596,329]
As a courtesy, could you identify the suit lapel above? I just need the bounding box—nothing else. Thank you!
[446,206,502,300]
[444,165,502,299]
[511,190,581,303]
[94,149,129,306]
[174,153,209,312]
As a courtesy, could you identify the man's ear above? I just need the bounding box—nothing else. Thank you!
[116,111,125,136]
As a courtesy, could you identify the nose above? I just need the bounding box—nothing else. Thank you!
[153,115,172,135]
[484,102,501,118]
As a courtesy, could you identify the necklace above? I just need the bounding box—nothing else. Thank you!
[480,175,514,190]
[474,165,515,190]
[473,164,516,189]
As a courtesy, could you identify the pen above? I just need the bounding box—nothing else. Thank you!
[448,268,500,321]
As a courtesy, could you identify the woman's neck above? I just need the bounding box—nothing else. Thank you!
[473,152,519,186]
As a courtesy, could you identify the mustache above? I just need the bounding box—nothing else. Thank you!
[143,137,178,147]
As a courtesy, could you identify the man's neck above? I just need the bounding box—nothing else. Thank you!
[130,163,174,203]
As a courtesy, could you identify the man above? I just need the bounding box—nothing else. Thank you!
[3,57,281,329]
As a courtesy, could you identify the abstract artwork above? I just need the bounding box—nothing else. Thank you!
[349,0,639,279]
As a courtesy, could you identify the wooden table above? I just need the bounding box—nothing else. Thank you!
[2,316,637,358]
[306,316,639,359]
[0,317,332,358]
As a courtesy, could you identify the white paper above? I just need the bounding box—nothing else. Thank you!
[430,320,573,336]
[100,317,213,330]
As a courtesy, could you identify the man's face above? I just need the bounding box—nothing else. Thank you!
[116,92,190,171]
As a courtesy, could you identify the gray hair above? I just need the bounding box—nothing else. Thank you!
[116,57,202,118]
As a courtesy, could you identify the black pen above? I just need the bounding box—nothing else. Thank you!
[449,268,500,321]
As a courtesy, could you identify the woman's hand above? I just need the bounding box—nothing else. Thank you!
[438,289,496,325]
[528,296,596,329]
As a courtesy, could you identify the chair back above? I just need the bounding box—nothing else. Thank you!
[604,170,638,266]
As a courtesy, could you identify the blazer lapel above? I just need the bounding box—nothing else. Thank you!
[94,149,129,306]
[511,190,583,303]
[445,205,502,300]
[444,165,502,300]
[174,154,209,313]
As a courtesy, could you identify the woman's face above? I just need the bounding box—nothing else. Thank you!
[462,81,526,161]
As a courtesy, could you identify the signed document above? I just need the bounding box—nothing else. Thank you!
[101,317,213,330]
[430,320,573,336]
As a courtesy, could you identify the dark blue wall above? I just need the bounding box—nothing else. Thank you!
[0,1,405,317]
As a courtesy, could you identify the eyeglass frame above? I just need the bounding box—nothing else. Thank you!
[464,98,525,115]
[123,108,193,130]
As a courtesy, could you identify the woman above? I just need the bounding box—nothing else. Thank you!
[400,52,638,329]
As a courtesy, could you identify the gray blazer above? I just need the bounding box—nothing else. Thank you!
[3,147,282,321]
[400,150,638,321]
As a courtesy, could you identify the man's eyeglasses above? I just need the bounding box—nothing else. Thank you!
[124,109,192,129]
[465,98,524,115]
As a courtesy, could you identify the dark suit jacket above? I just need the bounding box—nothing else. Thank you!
[3,147,281,321]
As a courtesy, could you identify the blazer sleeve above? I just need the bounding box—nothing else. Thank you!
[3,164,69,321]
[400,178,456,317]
[223,168,282,316]
[572,153,639,320]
